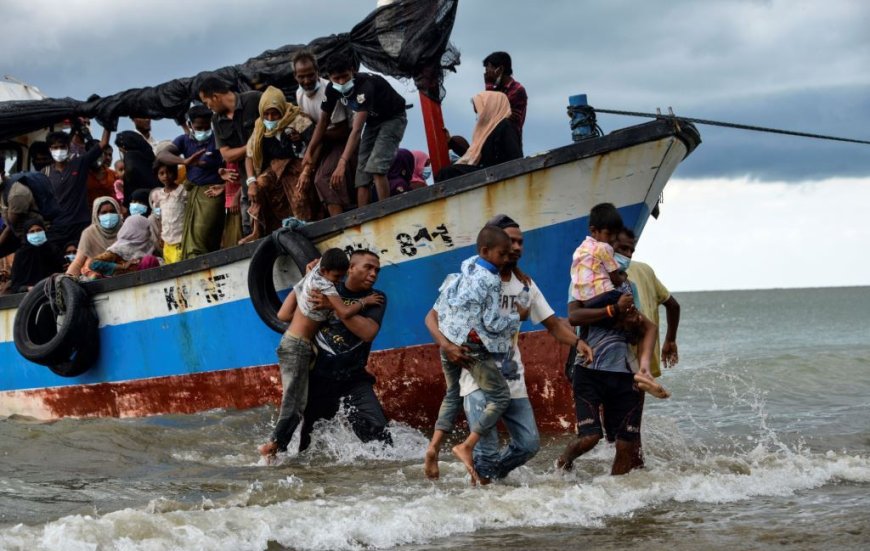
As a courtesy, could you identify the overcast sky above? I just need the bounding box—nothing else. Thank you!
[2,0,869,290]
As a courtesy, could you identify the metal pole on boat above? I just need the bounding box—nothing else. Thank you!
[418,91,450,175]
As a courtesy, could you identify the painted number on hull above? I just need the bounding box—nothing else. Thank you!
[396,224,453,257]
[163,274,230,312]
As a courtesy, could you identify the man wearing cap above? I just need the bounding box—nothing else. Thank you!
[423,214,590,482]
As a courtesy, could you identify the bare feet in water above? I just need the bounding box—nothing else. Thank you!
[634,373,671,399]
[258,441,278,464]
[555,457,573,472]
[451,443,480,486]
[424,447,440,480]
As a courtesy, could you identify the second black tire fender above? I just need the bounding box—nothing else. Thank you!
[247,229,320,334]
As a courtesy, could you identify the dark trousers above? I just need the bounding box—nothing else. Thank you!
[299,376,392,452]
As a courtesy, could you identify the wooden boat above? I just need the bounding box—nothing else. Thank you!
[0,117,700,430]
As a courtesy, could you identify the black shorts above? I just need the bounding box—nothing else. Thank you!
[571,367,644,442]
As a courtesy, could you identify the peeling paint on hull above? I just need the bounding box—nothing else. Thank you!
[0,121,698,426]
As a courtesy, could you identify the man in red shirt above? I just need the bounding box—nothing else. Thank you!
[483,51,528,147]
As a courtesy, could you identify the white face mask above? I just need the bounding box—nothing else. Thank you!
[51,149,69,162]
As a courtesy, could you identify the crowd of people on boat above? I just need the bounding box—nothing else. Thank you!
[0,51,527,294]
[259,204,681,483]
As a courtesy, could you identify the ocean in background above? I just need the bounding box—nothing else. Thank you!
[0,286,868,550]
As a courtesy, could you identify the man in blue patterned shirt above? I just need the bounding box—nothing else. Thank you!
[424,225,528,484]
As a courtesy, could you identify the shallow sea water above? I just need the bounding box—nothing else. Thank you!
[0,287,868,550]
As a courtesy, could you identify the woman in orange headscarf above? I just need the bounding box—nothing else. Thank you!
[436,91,523,182]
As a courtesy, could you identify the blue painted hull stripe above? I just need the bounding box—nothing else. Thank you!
[0,204,644,391]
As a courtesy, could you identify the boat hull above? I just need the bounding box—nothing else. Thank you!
[0,119,699,431]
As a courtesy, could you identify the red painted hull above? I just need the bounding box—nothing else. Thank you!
[5,331,575,432]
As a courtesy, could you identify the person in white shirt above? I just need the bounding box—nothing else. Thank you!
[424,214,592,483]
[293,50,355,216]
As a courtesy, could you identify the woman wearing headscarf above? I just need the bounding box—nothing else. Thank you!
[386,149,416,196]
[114,131,161,209]
[6,217,63,294]
[410,150,432,188]
[66,196,123,278]
[436,91,523,182]
[89,189,159,277]
[241,86,317,243]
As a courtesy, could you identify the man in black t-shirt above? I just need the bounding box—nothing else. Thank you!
[299,249,393,451]
[44,126,111,249]
[303,53,407,208]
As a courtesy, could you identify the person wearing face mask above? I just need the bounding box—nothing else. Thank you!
[43,126,112,252]
[483,51,527,147]
[292,50,355,217]
[410,150,432,187]
[61,242,78,272]
[6,217,62,294]
[197,76,263,238]
[89,189,159,277]
[616,228,680,379]
[157,104,225,259]
[242,86,316,243]
[303,52,408,207]
[436,91,523,182]
[65,196,122,278]
[86,145,119,211]
[115,131,161,212]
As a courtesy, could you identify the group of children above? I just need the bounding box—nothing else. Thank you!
[258,202,668,481]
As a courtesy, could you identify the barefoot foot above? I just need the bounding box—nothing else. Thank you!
[258,441,278,464]
[555,457,573,472]
[423,447,440,480]
[634,373,671,399]
[451,444,480,486]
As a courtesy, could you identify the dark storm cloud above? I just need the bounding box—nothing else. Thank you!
[2,0,868,181]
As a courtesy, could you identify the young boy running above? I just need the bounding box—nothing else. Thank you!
[258,248,383,461]
[424,226,528,484]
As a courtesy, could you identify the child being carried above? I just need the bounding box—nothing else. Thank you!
[258,247,384,461]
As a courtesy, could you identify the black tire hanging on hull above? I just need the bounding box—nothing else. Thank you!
[12,276,100,377]
[247,229,320,334]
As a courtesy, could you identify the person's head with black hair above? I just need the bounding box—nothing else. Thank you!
[28,141,51,171]
[318,247,351,283]
[293,50,322,97]
[588,202,624,246]
[347,249,381,291]
[197,75,235,116]
[129,188,152,218]
[153,159,179,189]
[324,53,357,92]
[448,135,469,158]
[46,132,71,165]
[187,103,215,142]
[483,51,513,88]
[615,227,636,260]
[476,225,512,270]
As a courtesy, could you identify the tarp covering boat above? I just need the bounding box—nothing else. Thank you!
[0,0,459,141]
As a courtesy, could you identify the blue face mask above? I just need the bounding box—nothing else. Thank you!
[26,231,47,247]
[129,203,148,216]
[64,254,76,263]
[262,119,279,131]
[332,78,354,95]
[193,129,212,142]
[421,166,432,181]
[614,252,631,271]
[153,207,161,218]
[448,150,461,163]
[99,213,120,229]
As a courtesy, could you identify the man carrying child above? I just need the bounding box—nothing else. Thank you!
[557,203,667,475]
[423,225,528,484]
[259,248,383,460]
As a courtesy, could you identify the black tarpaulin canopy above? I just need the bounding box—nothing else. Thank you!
[0,0,459,142]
